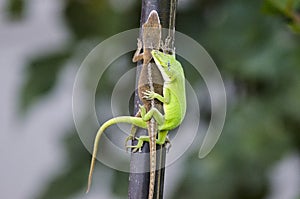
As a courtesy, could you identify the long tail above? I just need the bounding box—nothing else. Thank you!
[148,119,157,199]
[86,116,147,193]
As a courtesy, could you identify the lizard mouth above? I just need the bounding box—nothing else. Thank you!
[151,51,163,66]
[151,50,164,64]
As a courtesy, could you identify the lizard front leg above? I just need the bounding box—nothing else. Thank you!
[143,88,170,104]
[132,38,143,62]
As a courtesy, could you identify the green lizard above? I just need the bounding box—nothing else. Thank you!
[129,50,186,149]
[86,50,186,194]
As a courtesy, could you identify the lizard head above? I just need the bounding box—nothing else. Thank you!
[151,50,183,82]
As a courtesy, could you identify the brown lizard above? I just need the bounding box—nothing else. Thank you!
[129,10,163,199]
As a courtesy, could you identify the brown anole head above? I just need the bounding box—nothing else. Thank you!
[142,10,161,50]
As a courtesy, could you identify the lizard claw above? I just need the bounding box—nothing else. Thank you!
[126,145,142,153]
[132,146,142,153]
[142,90,155,100]
[126,137,143,153]
[125,135,134,151]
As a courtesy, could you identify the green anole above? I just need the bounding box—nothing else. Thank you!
[86,50,186,194]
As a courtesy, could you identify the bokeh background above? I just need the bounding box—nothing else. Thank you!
[1,0,300,199]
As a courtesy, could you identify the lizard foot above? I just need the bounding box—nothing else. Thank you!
[124,135,134,151]
[142,90,155,100]
[126,137,144,153]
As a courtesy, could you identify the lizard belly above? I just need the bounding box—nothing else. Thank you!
[161,116,181,130]
[159,98,183,131]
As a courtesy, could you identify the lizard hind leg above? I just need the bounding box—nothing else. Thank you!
[126,130,168,153]
[140,105,165,125]
[125,110,141,149]
[156,130,168,145]
[124,125,138,150]
[126,136,146,153]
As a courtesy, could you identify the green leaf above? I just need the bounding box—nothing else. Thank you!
[20,50,71,112]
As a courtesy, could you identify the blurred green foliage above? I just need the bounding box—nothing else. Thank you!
[7,0,300,198]
[6,0,24,20]
[20,50,72,111]
[262,0,300,32]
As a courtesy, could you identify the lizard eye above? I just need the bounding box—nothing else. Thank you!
[167,61,171,71]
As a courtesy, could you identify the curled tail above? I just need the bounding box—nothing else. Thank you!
[86,116,147,193]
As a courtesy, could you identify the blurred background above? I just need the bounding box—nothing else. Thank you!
[1,0,300,199]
